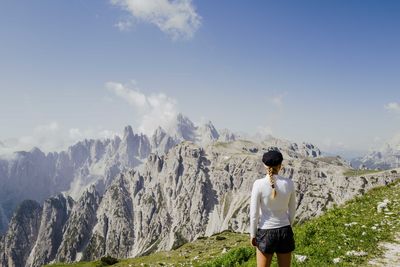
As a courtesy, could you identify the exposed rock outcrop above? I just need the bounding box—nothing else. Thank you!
[0,200,42,267]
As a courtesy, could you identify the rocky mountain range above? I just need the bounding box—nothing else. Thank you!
[0,114,241,235]
[351,142,400,170]
[1,130,399,266]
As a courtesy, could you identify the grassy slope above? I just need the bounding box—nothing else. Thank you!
[343,169,385,177]
[46,179,400,267]
[45,231,250,267]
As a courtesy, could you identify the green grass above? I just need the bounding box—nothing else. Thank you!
[47,261,103,267]
[286,179,400,266]
[45,230,250,267]
[46,179,400,267]
[343,169,383,177]
[214,141,230,148]
[211,179,400,267]
[316,156,345,167]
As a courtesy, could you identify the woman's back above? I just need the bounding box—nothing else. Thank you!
[251,175,295,229]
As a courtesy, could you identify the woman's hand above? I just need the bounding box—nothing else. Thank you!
[250,237,257,247]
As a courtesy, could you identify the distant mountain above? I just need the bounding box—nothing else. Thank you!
[351,142,400,170]
[321,149,366,162]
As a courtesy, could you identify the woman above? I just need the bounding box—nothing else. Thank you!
[250,150,296,267]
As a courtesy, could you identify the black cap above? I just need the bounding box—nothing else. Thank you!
[262,150,283,166]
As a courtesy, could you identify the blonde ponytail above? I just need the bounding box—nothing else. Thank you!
[268,166,277,199]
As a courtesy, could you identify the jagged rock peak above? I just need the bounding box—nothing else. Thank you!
[123,125,134,139]
[1,200,42,267]
[200,121,219,137]
[176,112,194,125]
[301,142,321,158]
[153,126,166,137]
[29,147,45,156]
[218,128,237,142]
[174,113,197,141]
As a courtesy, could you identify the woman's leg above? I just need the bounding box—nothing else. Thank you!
[276,252,292,267]
[256,248,273,267]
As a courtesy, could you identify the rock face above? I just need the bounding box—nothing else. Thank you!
[300,142,322,158]
[0,128,150,234]
[55,186,101,263]
[218,129,237,142]
[1,139,399,267]
[351,143,400,170]
[25,194,74,267]
[0,200,42,267]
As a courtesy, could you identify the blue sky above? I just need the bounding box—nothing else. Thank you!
[0,0,399,156]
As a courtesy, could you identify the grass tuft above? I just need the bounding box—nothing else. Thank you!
[343,169,383,177]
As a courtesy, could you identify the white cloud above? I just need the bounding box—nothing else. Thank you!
[114,19,134,31]
[68,128,117,141]
[384,102,400,113]
[320,137,347,151]
[0,122,118,155]
[106,81,147,108]
[256,125,273,136]
[270,92,287,108]
[388,133,400,149]
[106,81,178,136]
[110,0,201,39]
[373,136,382,144]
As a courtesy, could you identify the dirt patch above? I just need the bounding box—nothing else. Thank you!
[368,234,400,266]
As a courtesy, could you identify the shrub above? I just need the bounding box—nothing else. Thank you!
[100,256,118,265]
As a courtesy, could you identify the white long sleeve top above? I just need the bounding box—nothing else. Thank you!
[249,174,296,238]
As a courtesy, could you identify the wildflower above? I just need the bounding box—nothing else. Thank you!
[344,222,358,227]
[295,254,308,263]
[333,257,342,264]
[377,199,391,213]
[346,250,368,256]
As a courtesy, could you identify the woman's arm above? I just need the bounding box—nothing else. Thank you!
[288,187,296,226]
[249,180,260,239]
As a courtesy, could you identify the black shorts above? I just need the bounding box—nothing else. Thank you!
[255,225,295,254]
